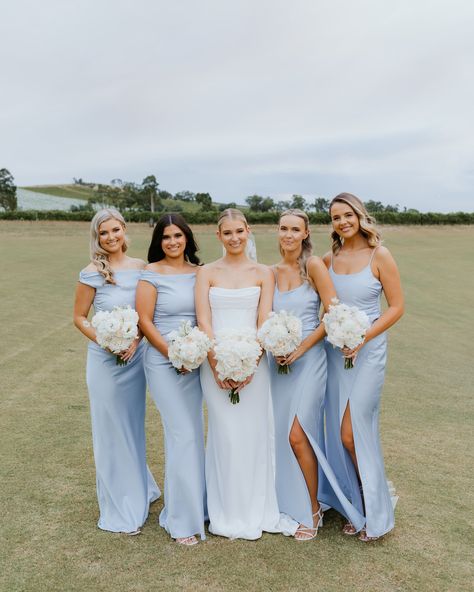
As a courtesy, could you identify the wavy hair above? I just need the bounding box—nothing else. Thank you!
[279,209,314,287]
[329,193,381,254]
[90,208,129,284]
[148,213,201,265]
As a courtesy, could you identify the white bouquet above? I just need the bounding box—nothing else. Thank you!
[322,298,371,369]
[213,328,262,404]
[258,310,302,374]
[167,320,212,374]
[91,305,139,365]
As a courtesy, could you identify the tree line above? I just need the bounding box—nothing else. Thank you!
[1,168,472,223]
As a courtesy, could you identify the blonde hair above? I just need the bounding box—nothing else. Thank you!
[279,209,314,287]
[89,208,129,284]
[217,207,248,229]
[329,193,381,254]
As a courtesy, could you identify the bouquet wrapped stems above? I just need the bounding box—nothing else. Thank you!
[344,357,354,370]
[229,388,240,404]
[277,363,291,375]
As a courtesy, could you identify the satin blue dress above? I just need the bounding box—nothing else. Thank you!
[269,279,365,531]
[79,269,160,533]
[325,251,395,537]
[140,271,206,540]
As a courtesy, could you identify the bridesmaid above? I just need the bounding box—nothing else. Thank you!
[73,208,160,534]
[323,193,404,541]
[269,209,365,540]
[135,213,206,546]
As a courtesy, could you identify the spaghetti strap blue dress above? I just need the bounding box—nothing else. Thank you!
[269,279,365,531]
[325,251,396,537]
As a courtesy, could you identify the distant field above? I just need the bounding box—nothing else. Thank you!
[0,222,472,592]
[20,185,210,213]
[23,184,97,199]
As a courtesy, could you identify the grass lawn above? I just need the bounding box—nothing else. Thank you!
[0,222,472,592]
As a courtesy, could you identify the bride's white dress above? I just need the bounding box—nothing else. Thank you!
[200,286,289,540]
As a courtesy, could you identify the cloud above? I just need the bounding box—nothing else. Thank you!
[1,0,473,211]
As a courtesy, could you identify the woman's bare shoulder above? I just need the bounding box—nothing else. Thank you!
[321,251,332,267]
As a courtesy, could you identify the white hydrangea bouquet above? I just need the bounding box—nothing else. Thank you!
[91,305,139,366]
[213,327,262,404]
[322,298,371,369]
[167,320,213,374]
[258,310,303,374]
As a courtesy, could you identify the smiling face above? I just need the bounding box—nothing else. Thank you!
[330,201,361,240]
[217,217,249,255]
[161,224,187,259]
[98,218,126,254]
[278,214,309,255]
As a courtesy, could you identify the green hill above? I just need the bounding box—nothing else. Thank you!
[22,184,226,214]
[23,184,97,200]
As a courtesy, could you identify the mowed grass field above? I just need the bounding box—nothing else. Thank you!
[0,221,473,592]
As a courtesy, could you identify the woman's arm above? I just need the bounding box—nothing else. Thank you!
[366,246,404,340]
[279,257,336,365]
[73,283,98,344]
[135,280,169,358]
[344,247,404,360]
[195,266,230,388]
[257,266,275,328]
[195,266,215,340]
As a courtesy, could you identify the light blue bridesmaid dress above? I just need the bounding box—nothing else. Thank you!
[79,269,160,533]
[269,277,365,531]
[140,271,206,540]
[325,249,395,538]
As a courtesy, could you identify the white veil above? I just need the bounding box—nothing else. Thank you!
[222,231,258,261]
[245,232,258,262]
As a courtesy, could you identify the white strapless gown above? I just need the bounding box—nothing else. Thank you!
[200,287,296,540]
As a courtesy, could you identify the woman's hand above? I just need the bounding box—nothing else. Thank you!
[211,364,227,389]
[234,373,255,393]
[275,343,308,367]
[341,341,365,364]
[275,355,288,366]
[283,343,308,365]
[119,337,140,362]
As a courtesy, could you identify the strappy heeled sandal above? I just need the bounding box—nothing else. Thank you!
[342,522,358,536]
[294,507,324,541]
[358,529,381,542]
[176,535,199,546]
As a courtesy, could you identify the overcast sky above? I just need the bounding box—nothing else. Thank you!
[1,0,473,211]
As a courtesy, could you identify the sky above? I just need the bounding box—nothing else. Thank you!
[1,0,474,212]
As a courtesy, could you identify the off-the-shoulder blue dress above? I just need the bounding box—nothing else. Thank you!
[79,269,160,533]
[140,271,206,540]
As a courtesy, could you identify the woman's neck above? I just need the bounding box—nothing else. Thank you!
[281,248,302,267]
[340,233,368,252]
[108,251,128,267]
[162,255,188,270]
[223,252,249,265]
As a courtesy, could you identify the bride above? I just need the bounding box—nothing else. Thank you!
[196,208,289,540]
